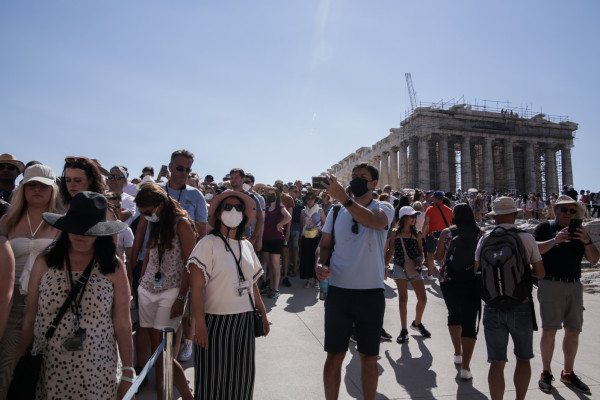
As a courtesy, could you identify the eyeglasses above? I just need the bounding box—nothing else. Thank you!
[352,219,359,234]
[107,174,125,180]
[559,206,577,215]
[0,164,17,171]
[140,206,158,216]
[174,164,192,173]
[223,203,245,212]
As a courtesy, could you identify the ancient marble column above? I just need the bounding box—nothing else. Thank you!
[461,136,472,190]
[373,155,381,186]
[483,137,494,193]
[524,141,536,192]
[418,136,430,189]
[390,146,399,190]
[438,136,449,191]
[409,138,419,188]
[504,139,516,192]
[380,151,390,188]
[399,143,409,188]
[545,147,558,195]
[561,147,573,188]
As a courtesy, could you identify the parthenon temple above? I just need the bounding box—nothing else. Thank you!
[326,101,578,195]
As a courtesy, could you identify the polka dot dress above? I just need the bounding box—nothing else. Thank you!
[33,265,118,399]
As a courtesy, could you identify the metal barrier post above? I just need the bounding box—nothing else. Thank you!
[162,327,175,400]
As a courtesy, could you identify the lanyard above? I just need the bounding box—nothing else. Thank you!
[64,256,94,327]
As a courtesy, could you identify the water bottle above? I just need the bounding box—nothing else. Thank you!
[319,267,329,301]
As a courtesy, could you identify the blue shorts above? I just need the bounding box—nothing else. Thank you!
[287,229,300,249]
[483,302,534,362]
[392,263,423,282]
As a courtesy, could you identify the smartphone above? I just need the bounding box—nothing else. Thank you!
[160,165,168,174]
[312,176,328,189]
[568,218,582,236]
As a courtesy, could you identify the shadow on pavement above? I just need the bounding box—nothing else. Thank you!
[384,338,437,398]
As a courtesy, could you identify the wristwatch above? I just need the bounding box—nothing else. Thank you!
[344,198,354,208]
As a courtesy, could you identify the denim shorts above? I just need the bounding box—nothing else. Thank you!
[392,263,423,282]
[483,302,534,362]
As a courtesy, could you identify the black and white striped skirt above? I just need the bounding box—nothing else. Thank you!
[194,311,255,400]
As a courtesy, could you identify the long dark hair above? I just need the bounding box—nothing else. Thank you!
[135,185,195,253]
[59,157,105,204]
[45,232,118,275]
[395,215,418,238]
[450,203,480,233]
[210,197,248,240]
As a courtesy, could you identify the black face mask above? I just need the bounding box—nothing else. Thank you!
[350,178,370,197]
[266,194,276,203]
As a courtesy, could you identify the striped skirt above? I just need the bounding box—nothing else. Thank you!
[194,311,255,400]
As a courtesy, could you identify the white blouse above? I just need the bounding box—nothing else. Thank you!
[187,234,263,315]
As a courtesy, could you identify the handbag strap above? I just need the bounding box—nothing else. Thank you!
[216,233,256,310]
[398,235,412,263]
[436,204,450,228]
[45,256,96,339]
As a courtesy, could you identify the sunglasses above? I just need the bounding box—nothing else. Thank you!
[352,219,359,234]
[0,164,17,171]
[244,181,252,185]
[108,174,125,180]
[559,206,577,215]
[174,164,192,173]
[223,203,245,212]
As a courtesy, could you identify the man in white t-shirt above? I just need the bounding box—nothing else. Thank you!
[107,166,136,226]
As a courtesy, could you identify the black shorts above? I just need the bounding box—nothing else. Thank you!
[324,286,385,356]
[262,239,285,254]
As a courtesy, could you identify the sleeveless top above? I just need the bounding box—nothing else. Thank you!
[393,236,419,266]
[140,229,184,293]
[33,264,118,399]
[263,205,285,240]
[9,237,54,295]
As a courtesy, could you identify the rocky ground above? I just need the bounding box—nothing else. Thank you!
[480,217,600,294]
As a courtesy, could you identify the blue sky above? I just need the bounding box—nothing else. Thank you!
[1,1,598,191]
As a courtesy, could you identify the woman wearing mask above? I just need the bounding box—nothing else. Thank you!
[384,206,430,344]
[434,203,482,380]
[188,190,269,400]
[135,185,196,400]
[261,186,291,298]
[0,164,60,398]
[299,191,325,289]
[19,191,133,399]
[59,157,105,209]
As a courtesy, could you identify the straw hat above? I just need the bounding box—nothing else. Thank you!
[553,195,586,219]
[487,196,521,216]
[0,153,25,173]
[208,190,256,228]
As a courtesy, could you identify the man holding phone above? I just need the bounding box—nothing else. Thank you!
[534,195,599,395]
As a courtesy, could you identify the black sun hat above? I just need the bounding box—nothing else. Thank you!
[42,191,128,236]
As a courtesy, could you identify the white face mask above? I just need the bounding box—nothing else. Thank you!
[145,213,160,223]
[205,193,214,201]
[221,209,243,228]
[242,183,251,192]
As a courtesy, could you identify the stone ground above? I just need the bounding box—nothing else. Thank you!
[136,276,599,400]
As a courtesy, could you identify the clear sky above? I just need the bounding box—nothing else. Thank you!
[1,1,598,191]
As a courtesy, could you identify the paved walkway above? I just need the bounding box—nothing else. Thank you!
[137,275,599,399]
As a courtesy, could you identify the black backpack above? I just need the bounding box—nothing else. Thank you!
[479,227,534,313]
[445,228,480,282]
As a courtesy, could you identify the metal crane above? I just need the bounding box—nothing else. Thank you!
[405,72,418,111]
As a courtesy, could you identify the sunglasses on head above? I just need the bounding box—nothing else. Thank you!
[223,203,244,212]
[0,164,17,171]
[559,206,577,215]
[174,165,192,173]
[108,174,125,180]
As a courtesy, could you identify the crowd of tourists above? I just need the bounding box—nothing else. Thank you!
[0,151,598,400]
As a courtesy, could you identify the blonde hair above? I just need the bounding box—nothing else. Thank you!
[411,201,423,211]
[2,182,60,235]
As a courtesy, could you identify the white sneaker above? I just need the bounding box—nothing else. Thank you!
[178,339,193,362]
[460,368,473,380]
[454,354,462,364]
[423,274,436,281]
